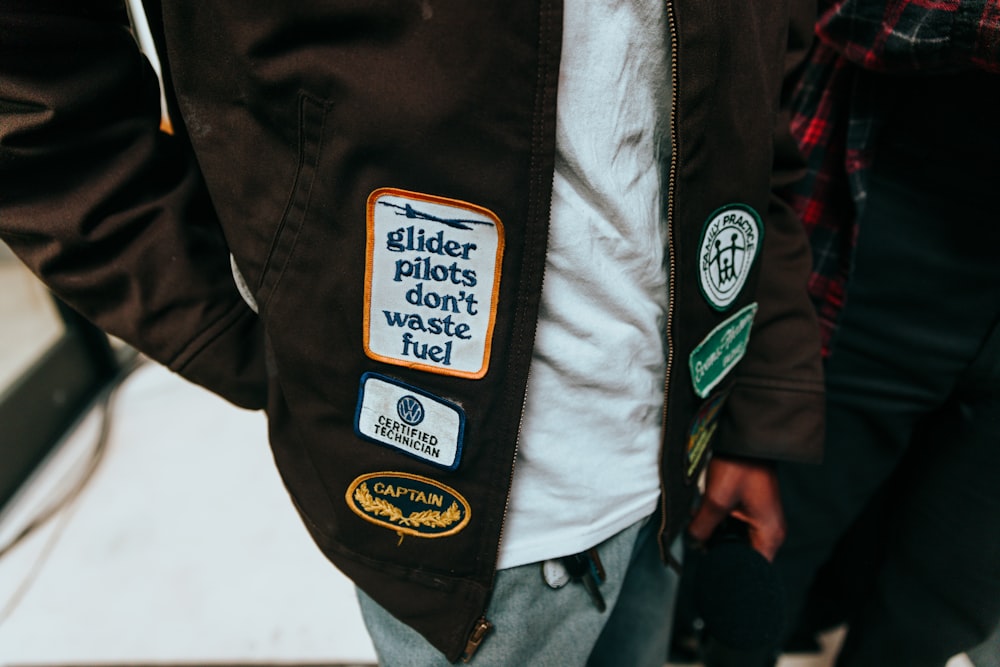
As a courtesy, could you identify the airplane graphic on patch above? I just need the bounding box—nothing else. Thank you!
[378,201,495,231]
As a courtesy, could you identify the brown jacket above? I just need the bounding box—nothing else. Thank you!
[0,0,823,660]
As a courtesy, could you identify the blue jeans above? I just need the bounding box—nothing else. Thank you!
[357,515,680,666]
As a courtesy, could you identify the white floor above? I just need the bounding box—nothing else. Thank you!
[0,361,981,667]
[0,361,377,665]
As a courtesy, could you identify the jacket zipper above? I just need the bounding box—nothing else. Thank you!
[461,617,494,663]
[658,0,680,568]
[464,1,678,657]
[464,214,548,661]
[463,3,559,657]
[462,360,535,662]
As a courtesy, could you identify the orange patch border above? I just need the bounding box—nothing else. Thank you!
[363,187,505,380]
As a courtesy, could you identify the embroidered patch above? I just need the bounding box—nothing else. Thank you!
[697,204,763,311]
[689,303,758,398]
[686,392,727,482]
[355,373,465,470]
[346,471,471,539]
[364,188,504,379]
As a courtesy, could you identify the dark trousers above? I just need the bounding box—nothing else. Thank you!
[786,130,1000,667]
[706,80,1000,666]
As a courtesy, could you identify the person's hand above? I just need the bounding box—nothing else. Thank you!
[687,455,785,561]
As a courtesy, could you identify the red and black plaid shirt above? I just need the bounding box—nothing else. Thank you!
[786,0,1000,354]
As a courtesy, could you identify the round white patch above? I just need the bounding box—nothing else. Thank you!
[697,205,763,311]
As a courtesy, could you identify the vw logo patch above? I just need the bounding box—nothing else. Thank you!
[697,204,763,311]
[397,395,425,426]
[356,373,466,470]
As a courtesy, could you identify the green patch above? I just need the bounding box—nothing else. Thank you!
[689,303,758,398]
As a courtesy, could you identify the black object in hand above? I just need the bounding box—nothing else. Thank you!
[690,518,786,650]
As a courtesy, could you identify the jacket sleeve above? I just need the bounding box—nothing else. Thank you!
[714,0,826,463]
[0,0,267,409]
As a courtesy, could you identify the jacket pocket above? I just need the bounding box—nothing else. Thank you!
[256,93,330,311]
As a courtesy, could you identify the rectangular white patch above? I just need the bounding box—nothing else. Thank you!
[364,188,504,379]
[355,373,465,470]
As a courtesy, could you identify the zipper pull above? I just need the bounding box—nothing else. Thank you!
[461,617,493,663]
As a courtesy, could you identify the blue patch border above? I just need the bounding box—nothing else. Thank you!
[354,372,466,471]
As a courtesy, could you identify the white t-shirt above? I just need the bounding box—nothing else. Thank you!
[497,0,672,569]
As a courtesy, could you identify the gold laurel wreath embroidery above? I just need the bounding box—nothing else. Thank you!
[354,483,462,529]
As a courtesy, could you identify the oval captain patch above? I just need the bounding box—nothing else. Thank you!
[346,472,471,538]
